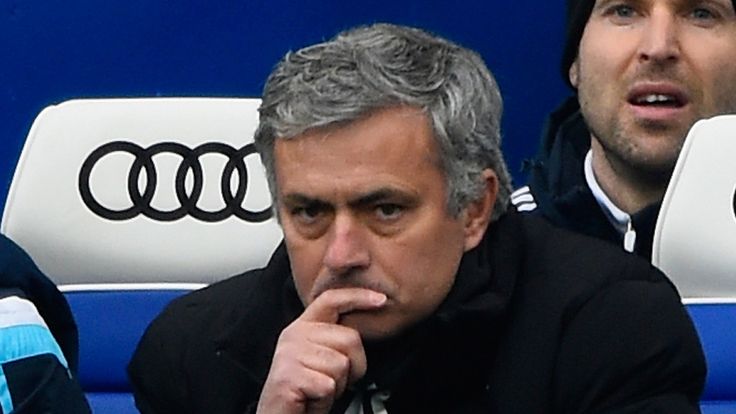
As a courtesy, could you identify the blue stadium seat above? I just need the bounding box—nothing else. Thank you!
[653,115,736,413]
[687,304,736,414]
[66,290,188,411]
[1,98,283,412]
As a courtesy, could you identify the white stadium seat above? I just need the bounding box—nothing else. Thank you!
[653,114,736,302]
[652,114,736,413]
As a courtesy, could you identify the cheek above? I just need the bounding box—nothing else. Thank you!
[284,237,323,306]
[577,55,615,93]
[385,222,465,309]
[576,33,633,94]
[703,53,736,113]
[400,248,461,318]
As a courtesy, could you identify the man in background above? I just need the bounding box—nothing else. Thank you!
[513,0,736,258]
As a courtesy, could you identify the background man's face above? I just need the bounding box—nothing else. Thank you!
[274,107,479,341]
[571,0,736,179]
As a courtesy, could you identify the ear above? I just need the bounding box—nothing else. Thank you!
[569,58,580,88]
[463,169,498,252]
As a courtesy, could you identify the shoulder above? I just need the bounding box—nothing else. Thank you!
[549,257,705,412]
[130,241,292,355]
[0,234,80,372]
[510,186,538,213]
[513,97,593,219]
[493,213,680,316]
[0,234,65,306]
[491,214,705,412]
[139,242,292,348]
[128,244,293,412]
[0,234,46,287]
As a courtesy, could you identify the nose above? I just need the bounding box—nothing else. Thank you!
[322,213,370,275]
[638,8,680,64]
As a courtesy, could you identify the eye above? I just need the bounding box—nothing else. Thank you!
[686,4,724,27]
[602,3,639,24]
[612,4,636,18]
[375,203,403,221]
[690,7,717,20]
[291,204,325,225]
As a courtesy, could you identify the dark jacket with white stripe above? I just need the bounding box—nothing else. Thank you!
[0,234,90,414]
[513,97,660,260]
[129,212,705,414]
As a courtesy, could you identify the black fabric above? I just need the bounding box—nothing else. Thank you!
[3,355,90,414]
[521,96,659,260]
[562,0,595,86]
[129,212,705,414]
[0,234,79,372]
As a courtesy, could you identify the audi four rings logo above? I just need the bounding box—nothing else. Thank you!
[78,141,273,223]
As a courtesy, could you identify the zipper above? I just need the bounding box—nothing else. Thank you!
[623,220,636,253]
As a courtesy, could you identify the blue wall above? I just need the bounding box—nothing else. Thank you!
[0,0,569,214]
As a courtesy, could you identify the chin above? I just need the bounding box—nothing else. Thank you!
[630,151,679,178]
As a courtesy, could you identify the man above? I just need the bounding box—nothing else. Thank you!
[129,23,705,413]
[512,0,736,259]
[0,234,91,413]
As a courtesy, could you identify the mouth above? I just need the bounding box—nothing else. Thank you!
[628,93,686,108]
[626,84,690,122]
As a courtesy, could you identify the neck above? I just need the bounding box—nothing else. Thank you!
[589,138,668,214]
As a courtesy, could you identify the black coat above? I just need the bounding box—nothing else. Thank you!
[515,97,660,260]
[128,213,705,414]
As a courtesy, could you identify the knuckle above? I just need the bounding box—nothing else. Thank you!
[314,376,337,398]
[345,330,362,348]
[278,321,306,342]
[334,353,350,375]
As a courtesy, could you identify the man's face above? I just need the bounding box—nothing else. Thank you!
[274,107,492,341]
[571,0,736,179]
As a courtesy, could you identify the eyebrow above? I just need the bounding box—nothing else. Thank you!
[593,0,643,11]
[280,187,417,208]
[281,194,327,207]
[348,188,417,208]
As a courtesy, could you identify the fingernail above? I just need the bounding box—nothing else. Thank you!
[372,292,387,305]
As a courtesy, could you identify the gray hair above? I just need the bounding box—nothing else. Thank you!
[255,23,511,220]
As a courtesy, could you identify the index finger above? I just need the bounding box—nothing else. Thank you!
[300,288,387,324]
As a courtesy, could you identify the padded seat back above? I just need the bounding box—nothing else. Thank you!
[2,98,282,289]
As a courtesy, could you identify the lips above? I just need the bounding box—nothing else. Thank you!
[627,83,688,108]
[626,83,690,122]
[632,93,682,106]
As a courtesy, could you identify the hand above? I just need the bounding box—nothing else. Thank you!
[256,288,387,414]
